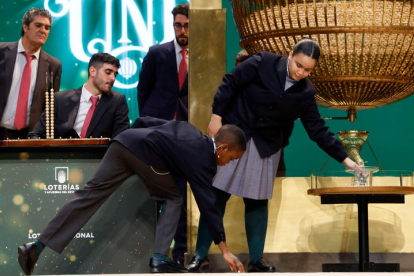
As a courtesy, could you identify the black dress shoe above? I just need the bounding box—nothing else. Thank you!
[18,242,38,275]
[247,259,276,272]
[149,257,188,273]
[185,255,210,272]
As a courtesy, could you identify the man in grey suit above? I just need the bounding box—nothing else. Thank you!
[18,117,246,274]
[0,8,62,140]
[28,52,129,139]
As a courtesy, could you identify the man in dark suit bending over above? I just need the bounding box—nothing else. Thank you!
[0,8,62,140]
[28,53,129,139]
[18,117,246,274]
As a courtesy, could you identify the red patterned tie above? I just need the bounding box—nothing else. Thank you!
[178,49,188,90]
[80,96,99,138]
[175,49,187,120]
[14,52,34,130]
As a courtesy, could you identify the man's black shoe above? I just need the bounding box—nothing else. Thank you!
[185,255,210,272]
[149,257,188,273]
[18,242,38,275]
[247,259,276,272]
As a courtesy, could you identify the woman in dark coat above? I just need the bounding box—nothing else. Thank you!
[187,38,359,272]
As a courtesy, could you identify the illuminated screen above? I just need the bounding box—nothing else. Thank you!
[1,0,189,124]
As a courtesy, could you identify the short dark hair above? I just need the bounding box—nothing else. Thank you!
[21,8,52,36]
[172,3,189,20]
[214,124,247,152]
[235,49,250,66]
[292,37,321,61]
[88,53,120,77]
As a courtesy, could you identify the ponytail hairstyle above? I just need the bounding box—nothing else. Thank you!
[292,37,320,61]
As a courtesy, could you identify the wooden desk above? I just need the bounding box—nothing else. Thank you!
[0,138,111,146]
[0,138,111,158]
[308,186,414,272]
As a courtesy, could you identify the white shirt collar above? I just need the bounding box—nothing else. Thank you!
[174,39,188,55]
[81,85,102,102]
[18,39,40,59]
[212,137,217,153]
[286,59,298,81]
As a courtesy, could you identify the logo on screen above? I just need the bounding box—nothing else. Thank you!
[55,167,69,184]
[43,167,80,194]
[29,232,95,239]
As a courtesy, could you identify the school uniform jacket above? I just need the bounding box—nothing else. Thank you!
[212,51,348,163]
[114,117,226,244]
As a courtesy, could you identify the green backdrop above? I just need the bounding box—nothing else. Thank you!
[221,1,414,176]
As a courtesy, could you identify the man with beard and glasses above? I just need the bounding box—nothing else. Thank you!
[28,52,129,139]
[0,8,62,140]
[137,3,189,266]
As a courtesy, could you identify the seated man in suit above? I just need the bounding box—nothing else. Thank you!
[18,117,246,274]
[28,52,129,139]
[0,8,62,140]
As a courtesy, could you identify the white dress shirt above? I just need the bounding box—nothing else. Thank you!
[0,39,40,129]
[73,85,102,137]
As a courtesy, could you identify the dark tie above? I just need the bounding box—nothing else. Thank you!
[178,49,188,90]
[14,52,34,130]
[80,96,99,138]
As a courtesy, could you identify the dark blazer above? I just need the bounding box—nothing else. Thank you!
[28,87,130,139]
[213,51,348,163]
[138,40,188,121]
[114,117,225,244]
[0,41,62,131]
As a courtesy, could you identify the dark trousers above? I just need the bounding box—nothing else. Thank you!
[38,142,182,256]
[172,177,187,262]
[195,187,268,263]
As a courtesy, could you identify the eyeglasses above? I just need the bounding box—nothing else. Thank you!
[173,23,189,31]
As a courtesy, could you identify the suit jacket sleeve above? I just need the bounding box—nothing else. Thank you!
[111,93,130,138]
[28,112,47,138]
[52,62,62,92]
[137,47,156,116]
[131,116,169,129]
[300,96,348,163]
[188,165,226,244]
[212,54,262,116]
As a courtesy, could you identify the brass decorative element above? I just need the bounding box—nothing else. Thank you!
[188,1,227,254]
[188,9,226,132]
[45,71,55,139]
[50,87,54,139]
[337,130,369,166]
[191,0,222,9]
[45,74,50,139]
[230,0,414,120]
